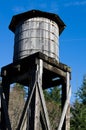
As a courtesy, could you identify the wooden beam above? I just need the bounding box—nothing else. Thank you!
[1,52,71,130]
[17,81,37,130]
[43,62,66,78]
[65,72,71,130]
[61,72,71,130]
[58,85,71,130]
[1,92,11,130]
[37,59,51,130]
[0,83,1,127]
[1,78,11,130]
[43,78,63,89]
[1,52,71,79]
[34,86,40,130]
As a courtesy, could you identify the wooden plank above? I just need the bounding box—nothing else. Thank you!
[34,86,40,130]
[43,78,63,89]
[2,78,10,110]
[1,92,11,130]
[37,59,51,130]
[43,62,66,78]
[66,72,71,130]
[1,52,71,130]
[1,52,71,79]
[17,81,36,130]
[61,72,71,130]
[1,78,11,130]
[37,52,71,72]
[10,70,35,85]
[58,84,71,130]
[0,84,1,129]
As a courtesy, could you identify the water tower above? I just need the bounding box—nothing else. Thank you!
[1,10,71,130]
[9,10,65,62]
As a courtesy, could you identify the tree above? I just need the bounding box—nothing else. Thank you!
[44,86,61,104]
[76,74,86,104]
[9,84,61,129]
[71,100,86,130]
[44,86,61,130]
[9,83,25,129]
[70,75,86,130]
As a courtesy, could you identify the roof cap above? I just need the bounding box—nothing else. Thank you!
[9,9,66,35]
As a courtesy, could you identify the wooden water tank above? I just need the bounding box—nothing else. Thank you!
[9,10,65,62]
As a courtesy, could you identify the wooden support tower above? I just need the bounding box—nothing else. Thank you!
[1,52,71,130]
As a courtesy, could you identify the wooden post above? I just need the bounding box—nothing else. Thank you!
[22,70,37,130]
[36,59,51,130]
[34,85,41,130]
[18,80,37,130]
[27,70,36,130]
[0,82,2,129]
[2,78,10,109]
[62,80,66,130]
[1,78,11,130]
[61,72,70,130]
[66,72,70,130]
[1,52,71,130]
[18,59,51,130]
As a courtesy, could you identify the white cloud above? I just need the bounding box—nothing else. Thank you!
[64,1,86,7]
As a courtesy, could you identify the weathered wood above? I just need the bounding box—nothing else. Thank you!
[0,83,1,117]
[62,81,66,130]
[1,91,11,130]
[37,52,71,73]
[17,59,51,130]
[58,85,71,130]
[1,52,71,130]
[43,78,63,89]
[1,78,11,130]
[1,52,71,89]
[43,62,66,78]
[34,85,40,130]
[1,52,71,78]
[37,59,51,130]
[66,72,70,130]
[17,81,36,130]
[61,72,71,130]
[2,78,10,109]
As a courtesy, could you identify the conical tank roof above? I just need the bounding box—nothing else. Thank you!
[9,10,66,35]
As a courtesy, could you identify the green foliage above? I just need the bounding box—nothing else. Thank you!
[44,86,61,130]
[76,75,86,104]
[71,75,86,130]
[71,100,86,130]
[46,101,61,130]
[44,86,61,104]
[14,83,24,90]
[43,89,51,101]
[9,83,25,129]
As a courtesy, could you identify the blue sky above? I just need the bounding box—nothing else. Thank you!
[0,0,86,103]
